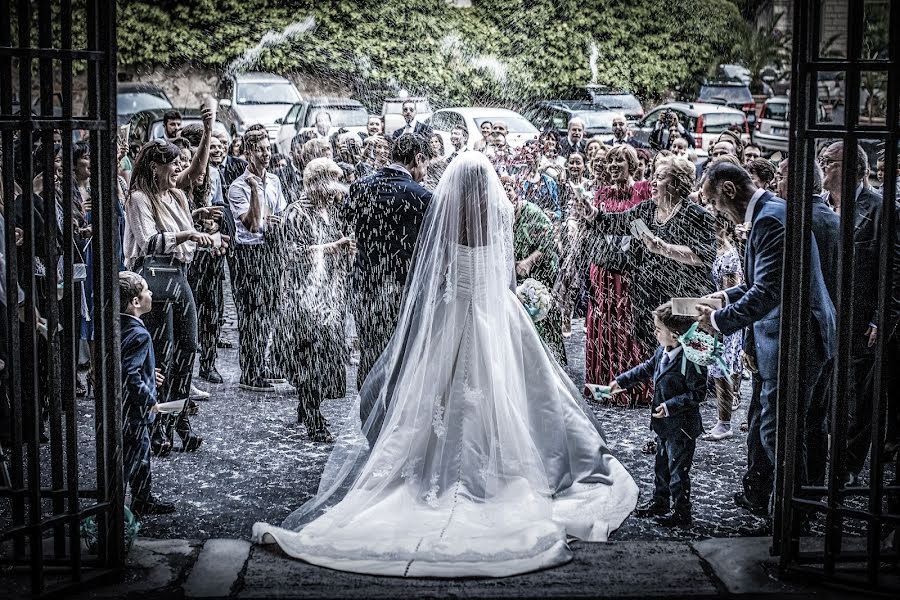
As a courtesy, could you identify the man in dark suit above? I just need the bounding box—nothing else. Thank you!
[614,302,708,527]
[348,133,433,393]
[557,117,586,158]
[820,141,900,482]
[605,114,649,149]
[698,162,837,524]
[391,100,433,140]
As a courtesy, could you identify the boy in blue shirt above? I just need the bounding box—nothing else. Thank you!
[120,271,175,516]
[610,301,707,527]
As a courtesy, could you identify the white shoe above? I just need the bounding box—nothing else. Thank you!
[704,421,733,441]
[190,384,210,401]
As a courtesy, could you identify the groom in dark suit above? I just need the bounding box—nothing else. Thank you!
[697,162,837,527]
[347,133,433,393]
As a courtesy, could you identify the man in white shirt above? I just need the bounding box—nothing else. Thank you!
[227,128,287,391]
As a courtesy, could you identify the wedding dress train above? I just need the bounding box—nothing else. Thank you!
[252,152,638,577]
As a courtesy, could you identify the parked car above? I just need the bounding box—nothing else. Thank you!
[274,97,369,153]
[584,86,644,123]
[382,96,432,135]
[216,72,302,142]
[522,101,620,138]
[116,82,172,124]
[425,107,539,156]
[127,108,230,153]
[630,102,749,157]
[754,95,840,156]
[698,79,759,128]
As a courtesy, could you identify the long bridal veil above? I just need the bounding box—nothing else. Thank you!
[252,151,638,578]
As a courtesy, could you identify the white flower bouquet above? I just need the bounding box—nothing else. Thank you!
[516,278,551,323]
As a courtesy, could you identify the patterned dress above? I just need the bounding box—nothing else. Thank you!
[513,201,566,365]
[585,181,651,407]
[708,248,744,379]
[271,201,350,430]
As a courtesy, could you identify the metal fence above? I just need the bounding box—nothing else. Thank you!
[0,0,123,596]
[776,0,898,592]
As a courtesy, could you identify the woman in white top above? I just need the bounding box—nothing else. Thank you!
[123,107,224,454]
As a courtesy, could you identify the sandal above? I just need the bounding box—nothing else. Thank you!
[641,439,657,454]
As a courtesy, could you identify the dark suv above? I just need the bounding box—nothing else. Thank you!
[698,80,758,128]
[522,101,621,137]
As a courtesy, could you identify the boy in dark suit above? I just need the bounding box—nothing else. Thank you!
[610,302,707,527]
[120,271,175,517]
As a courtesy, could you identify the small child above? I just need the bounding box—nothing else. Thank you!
[609,301,707,527]
[120,271,175,517]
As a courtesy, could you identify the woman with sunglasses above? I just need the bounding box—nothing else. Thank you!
[123,106,224,453]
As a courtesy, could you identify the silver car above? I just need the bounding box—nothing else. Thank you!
[753,96,790,154]
[216,72,302,142]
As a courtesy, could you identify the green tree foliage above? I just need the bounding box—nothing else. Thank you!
[113,0,744,105]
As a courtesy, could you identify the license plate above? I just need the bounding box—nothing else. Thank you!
[772,127,785,135]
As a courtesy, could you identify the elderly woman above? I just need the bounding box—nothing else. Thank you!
[579,155,716,360]
[123,107,223,453]
[271,158,355,442]
[502,175,566,364]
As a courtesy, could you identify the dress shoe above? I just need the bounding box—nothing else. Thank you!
[737,520,772,536]
[733,492,769,517]
[635,499,670,518]
[655,510,692,527]
[239,377,274,392]
[198,366,223,384]
[131,496,176,516]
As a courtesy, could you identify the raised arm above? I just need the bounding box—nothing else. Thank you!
[176,107,214,189]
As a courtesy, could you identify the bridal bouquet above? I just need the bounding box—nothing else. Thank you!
[677,322,731,376]
[516,278,551,323]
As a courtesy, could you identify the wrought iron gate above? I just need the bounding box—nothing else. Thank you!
[0,0,123,596]
[776,0,898,593]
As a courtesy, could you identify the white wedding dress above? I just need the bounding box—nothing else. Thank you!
[252,152,638,578]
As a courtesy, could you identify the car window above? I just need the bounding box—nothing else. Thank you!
[284,104,302,124]
[592,93,642,110]
[430,111,450,132]
[476,115,538,133]
[699,85,752,104]
[302,106,368,128]
[551,110,567,130]
[446,112,465,131]
[764,102,789,121]
[117,93,172,115]
[576,111,616,129]
[700,112,746,133]
[236,82,300,105]
[217,78,233,100]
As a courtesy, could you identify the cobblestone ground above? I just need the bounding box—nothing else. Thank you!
[65,274,772,542]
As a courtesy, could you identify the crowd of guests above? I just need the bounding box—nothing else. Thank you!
[1,97,898,526]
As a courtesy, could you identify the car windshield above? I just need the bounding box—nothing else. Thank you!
[304,106,369,128]
[383,100,431,114]
[699,85,753,104]
[150,119,229,141]
[764,102,789,120]
[237,82,301,105]
[118,92,171,115]
[591,94,642,110]
[575,111,617,129]
[474,116,537,133]
[699,112,746,133]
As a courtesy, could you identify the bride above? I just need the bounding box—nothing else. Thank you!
[252,151,638,578]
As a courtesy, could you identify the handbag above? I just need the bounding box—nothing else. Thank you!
[136,234,185,304]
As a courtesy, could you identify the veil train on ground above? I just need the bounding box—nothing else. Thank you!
[252,151,639,578]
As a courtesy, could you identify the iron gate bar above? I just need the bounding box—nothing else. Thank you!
[779,0,900,592]
[0,121,112,128]
[0,48,106,60]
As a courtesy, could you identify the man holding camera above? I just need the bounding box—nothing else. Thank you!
[649,110,695,152]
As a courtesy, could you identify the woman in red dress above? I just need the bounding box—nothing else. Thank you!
[584,144,652,407]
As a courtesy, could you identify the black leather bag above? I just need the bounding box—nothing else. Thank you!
[135,235,186,303]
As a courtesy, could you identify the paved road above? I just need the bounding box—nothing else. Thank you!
[87,293,763,541]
